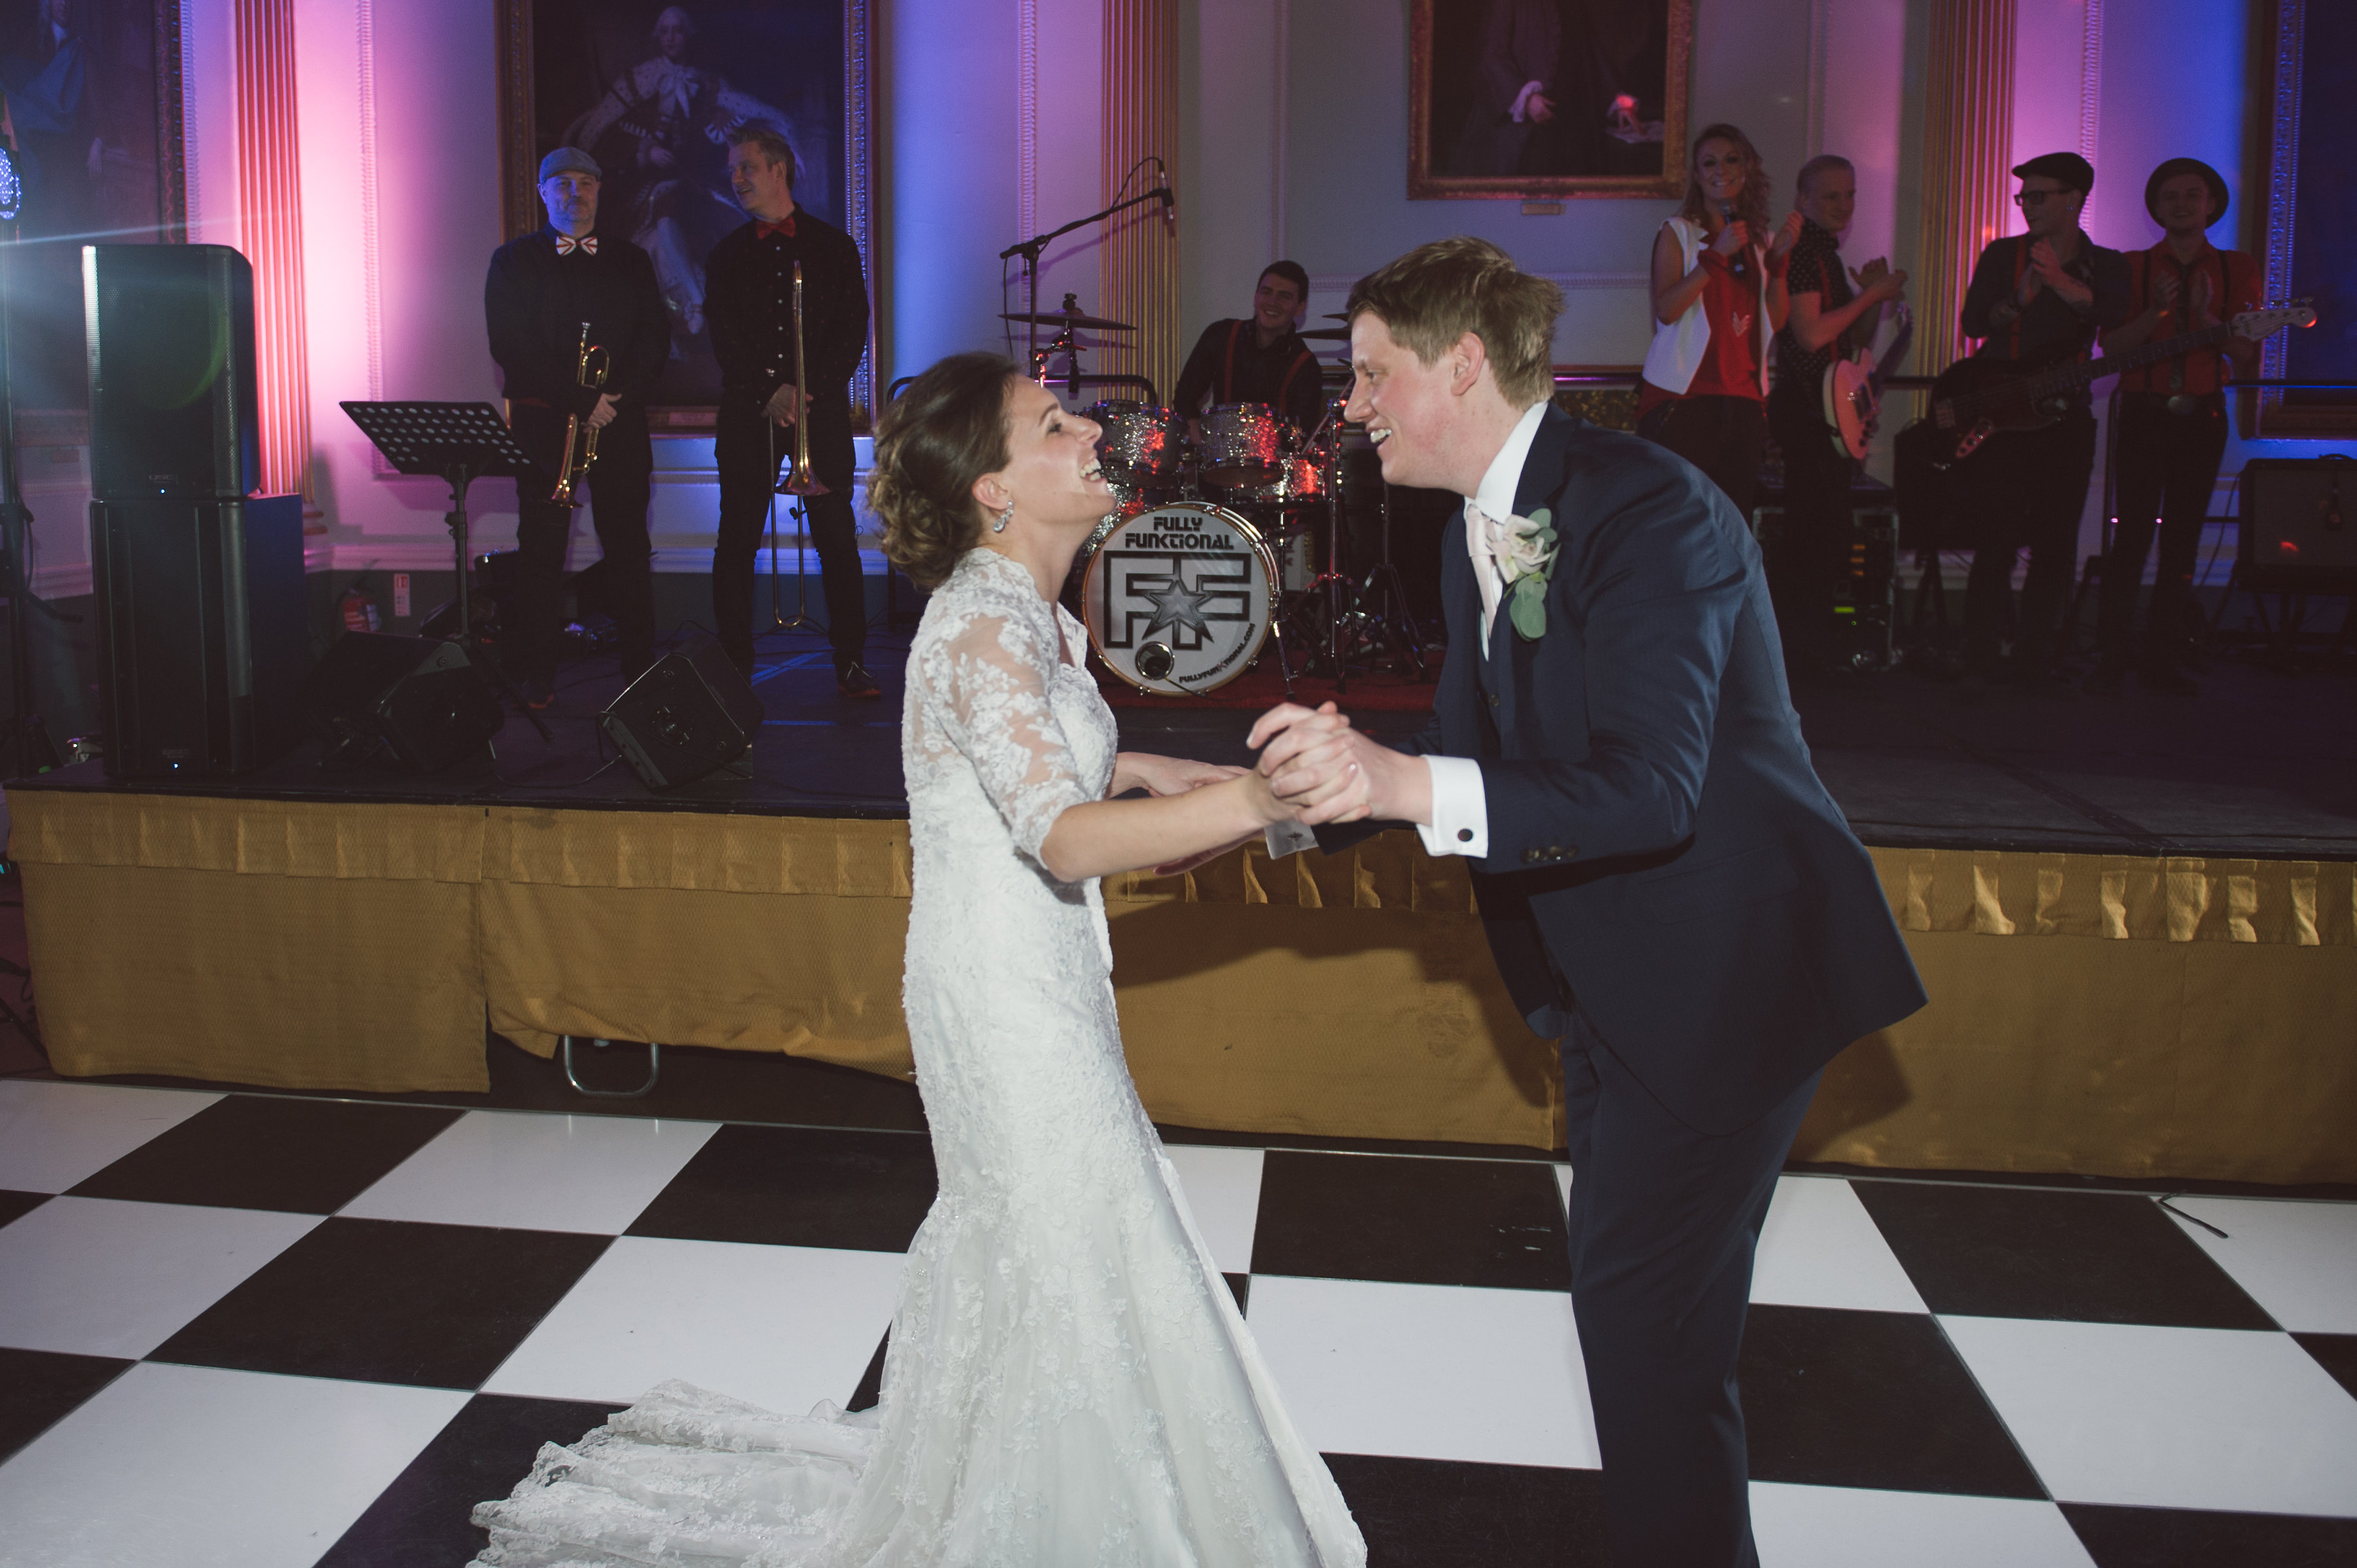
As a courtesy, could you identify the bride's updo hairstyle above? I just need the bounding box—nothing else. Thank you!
[871,352,1022,591]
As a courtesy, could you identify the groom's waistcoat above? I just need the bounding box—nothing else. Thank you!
[1419,408,1925,1134]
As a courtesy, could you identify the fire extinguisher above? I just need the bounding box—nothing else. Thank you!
[338,584,380,634]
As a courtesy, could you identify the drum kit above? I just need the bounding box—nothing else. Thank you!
[1001,304,1427,697]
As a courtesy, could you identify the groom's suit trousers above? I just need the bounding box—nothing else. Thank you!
[1561,1008,1821,1568]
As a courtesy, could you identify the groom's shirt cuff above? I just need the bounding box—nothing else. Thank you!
[1262,757,1488,860]
[1415,756,1489,859]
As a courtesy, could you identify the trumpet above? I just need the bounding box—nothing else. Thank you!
[778,261,829,497]
[550,321,611,506]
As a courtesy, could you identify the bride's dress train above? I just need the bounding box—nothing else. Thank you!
[472,547,1366,1567]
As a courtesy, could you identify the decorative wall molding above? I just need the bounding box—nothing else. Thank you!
[1017,0,1038,241]
[178,0,199,237]
[234,0,314,500]
[1101,0,1180,399]
[1271,0,1289,261]
[2078,0,2103,163]
[847,0,875,419]
[358,0,388,473]
[2259,0,2301,393]
[1915,0,2016,373]
[1806,0,1831,158]
[155,0,189,241]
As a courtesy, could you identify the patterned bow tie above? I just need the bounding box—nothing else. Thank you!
[554,233,598,256]
[755,216,796,240]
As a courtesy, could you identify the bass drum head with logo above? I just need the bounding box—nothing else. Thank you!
[1080,503,1278,695]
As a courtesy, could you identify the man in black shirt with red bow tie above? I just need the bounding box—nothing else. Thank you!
[706,128,877,695]
[485,145,669,706]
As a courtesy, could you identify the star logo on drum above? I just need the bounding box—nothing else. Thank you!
[1142,575,1215,640]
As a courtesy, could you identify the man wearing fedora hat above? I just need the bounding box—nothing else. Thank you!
[485,145,670,708]
[1954,151,2131,695]
[2088,157,2261,695]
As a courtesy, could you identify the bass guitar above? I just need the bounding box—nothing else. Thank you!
[1924,301,2315,469]
[1821,302,1914,460]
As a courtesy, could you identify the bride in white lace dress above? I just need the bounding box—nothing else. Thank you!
[472,354,1370,1567]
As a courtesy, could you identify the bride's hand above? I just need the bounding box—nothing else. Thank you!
[1113,751,1247,798]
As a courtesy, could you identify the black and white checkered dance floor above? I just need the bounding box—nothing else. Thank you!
[1,1078,2352,1566]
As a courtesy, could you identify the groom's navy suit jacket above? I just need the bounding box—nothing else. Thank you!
[1359,407,1925,1133]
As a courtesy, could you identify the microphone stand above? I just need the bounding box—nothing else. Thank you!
[1000,187,1172,382]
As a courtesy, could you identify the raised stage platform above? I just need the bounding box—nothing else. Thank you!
[9,631,2353,1186]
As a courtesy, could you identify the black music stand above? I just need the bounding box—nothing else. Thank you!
[340,401,552,738]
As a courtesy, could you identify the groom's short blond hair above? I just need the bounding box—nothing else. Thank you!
[1345,238,1564,407]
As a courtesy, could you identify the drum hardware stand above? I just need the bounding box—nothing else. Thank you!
[1353,479,1429,681]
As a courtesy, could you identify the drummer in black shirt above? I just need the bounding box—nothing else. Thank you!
[485,145,669,707]
[706,128,877,695]
[1171,261,1328,439]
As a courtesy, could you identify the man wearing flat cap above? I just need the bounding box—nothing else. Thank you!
[2088,157,2260,695]
[485,145,670,707]
[1955,151,2131,695]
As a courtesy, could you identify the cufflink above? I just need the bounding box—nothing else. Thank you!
[1457,828,1473,843]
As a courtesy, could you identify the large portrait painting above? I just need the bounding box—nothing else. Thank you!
[1410,0,1690,201]
[0,0,183,418]
[498,0,871,424]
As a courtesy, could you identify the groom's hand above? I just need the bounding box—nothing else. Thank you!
[1249,704,1429,826]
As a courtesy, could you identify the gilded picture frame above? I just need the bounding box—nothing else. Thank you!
[495,0,875,426]
[1409,0,1692,202]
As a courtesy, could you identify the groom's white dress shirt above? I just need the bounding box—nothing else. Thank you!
[1268,399,1548,861]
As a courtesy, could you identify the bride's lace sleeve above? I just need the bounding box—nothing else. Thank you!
[924,607,1092,866]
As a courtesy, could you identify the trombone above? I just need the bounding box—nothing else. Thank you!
[550,321,610,506]
[778,262,828,497]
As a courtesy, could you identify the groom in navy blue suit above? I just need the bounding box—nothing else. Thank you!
[1260,238,1926,1566]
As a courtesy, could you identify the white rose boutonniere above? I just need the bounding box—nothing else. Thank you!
[1488,505,1558,640]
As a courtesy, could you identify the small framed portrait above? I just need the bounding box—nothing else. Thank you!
[1409,0,1692,202]
[498,0,874,422]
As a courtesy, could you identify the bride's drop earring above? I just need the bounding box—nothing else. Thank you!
[993,502,1014,534]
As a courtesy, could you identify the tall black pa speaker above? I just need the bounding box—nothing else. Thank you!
[600,637,765,789]
[83,244,261,500]
[92,496,306,778]
[297,632,507,773]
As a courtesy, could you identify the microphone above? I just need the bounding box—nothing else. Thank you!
[1719,202,1746,276]
[1158,185,1177,236]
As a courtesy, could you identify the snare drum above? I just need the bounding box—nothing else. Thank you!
[1079,502,1279,695]
[1084,401,1186,491]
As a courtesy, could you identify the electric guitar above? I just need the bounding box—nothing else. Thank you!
[1821,302,1914,460]
[1923,301,2315,469]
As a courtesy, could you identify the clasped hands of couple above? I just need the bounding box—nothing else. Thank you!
[1124,702,1416,879]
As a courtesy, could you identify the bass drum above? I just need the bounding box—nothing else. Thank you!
[1080,501,1279,695]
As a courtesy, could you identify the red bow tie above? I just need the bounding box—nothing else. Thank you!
[554,233,598,256]
[755,217,795,240]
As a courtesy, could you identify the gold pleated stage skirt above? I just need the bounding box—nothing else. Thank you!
[12,790,2352,1185]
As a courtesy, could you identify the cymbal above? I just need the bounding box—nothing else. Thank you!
[1001,309,1136,331]
[1296,326,1350,340]
[1323,312,1350,321]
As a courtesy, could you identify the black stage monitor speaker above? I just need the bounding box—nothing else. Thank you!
[84,243,261,500]
[600,636,765,790]
[298,632,506,773]
[92,495,306,778]
[2238,458,2357,581]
